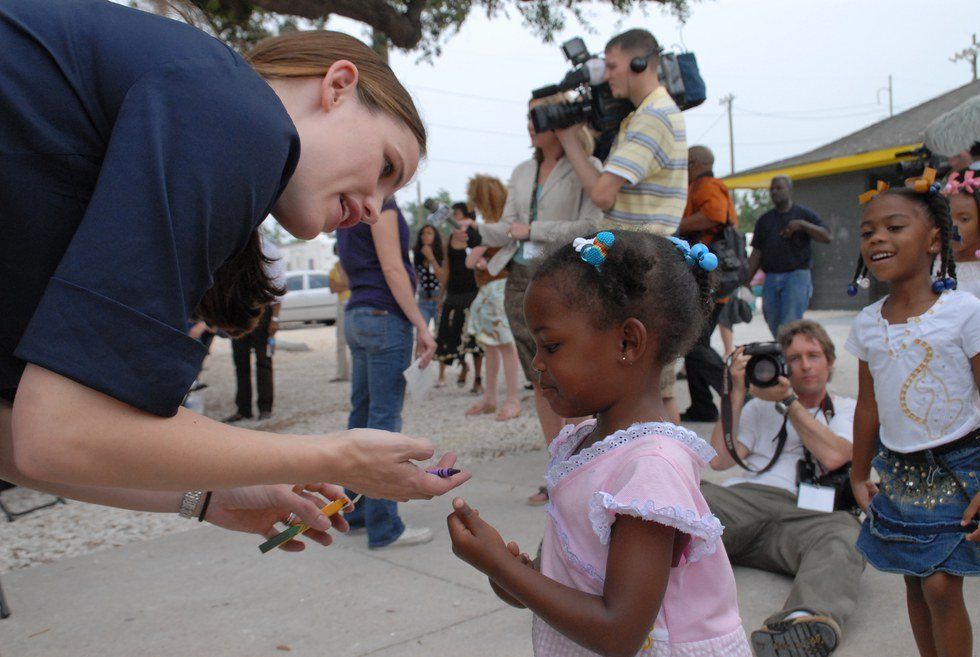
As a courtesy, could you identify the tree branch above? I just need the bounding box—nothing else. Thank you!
[250,0,424,48]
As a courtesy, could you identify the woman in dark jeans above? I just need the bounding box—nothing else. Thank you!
[337,197,437,549]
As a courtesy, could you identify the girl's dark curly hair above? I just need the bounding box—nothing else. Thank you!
[850,186,956,292]
[530,231,715,365]
[413,224,444,267]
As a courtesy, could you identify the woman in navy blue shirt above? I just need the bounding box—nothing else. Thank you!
[0,0,466,545]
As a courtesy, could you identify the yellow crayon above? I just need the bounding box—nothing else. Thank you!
[294,496,351,535]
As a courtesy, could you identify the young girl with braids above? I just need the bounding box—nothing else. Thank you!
[846,170,980,657]
[448,231,751,656]
[945,169,980,298]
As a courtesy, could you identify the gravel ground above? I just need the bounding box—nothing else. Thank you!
[0,322,545,573]
[0,310,859,573]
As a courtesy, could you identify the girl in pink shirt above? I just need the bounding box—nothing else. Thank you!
[448,231,750,656]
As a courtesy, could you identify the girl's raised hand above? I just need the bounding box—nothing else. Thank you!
[851,477,879,514]
[962,492,980,541]
[447,497,509,575]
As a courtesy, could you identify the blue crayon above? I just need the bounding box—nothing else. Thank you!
[426,467,461,478]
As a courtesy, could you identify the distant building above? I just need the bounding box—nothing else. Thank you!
[725,80,980,310]
[278,234,336,272]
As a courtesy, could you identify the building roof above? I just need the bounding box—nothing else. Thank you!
[724,80,980,188]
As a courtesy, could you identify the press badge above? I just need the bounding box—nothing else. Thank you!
[797,483,836,513]
[521,242,543,261]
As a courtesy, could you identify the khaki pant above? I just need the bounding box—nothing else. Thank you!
[700,482,865,630]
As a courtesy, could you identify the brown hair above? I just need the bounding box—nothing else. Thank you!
[246,30,426,157]
[777,320,836,364]
[199,31,427,335]
[467,175,507,223]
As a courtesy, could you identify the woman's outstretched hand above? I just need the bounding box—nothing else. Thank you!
[334,434,470,501]
[206,483,352,551]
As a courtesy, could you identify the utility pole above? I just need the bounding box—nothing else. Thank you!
[877,75,893,117]
[950,33,978,81]
[719,94,735,175]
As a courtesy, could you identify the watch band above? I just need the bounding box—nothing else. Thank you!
[776,394,798,416]
[178,491,205,519]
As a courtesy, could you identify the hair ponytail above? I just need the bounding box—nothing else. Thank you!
[197,230,284,336]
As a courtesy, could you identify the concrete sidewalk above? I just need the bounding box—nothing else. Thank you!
[2,446,965,657]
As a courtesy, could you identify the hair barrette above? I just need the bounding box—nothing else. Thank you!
[667,236,718,272]
[905,167,940,196]
[572,231,615,270]
[858,180,889,204]
[944,170,980,195]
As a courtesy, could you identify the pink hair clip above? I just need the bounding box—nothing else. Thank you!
[944,170,980,195]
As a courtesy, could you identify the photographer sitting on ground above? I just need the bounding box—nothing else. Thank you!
[702,320,864,657]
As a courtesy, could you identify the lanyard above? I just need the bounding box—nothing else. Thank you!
[529,159,542,225]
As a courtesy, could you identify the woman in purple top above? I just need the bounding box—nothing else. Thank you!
[336,197,437,549]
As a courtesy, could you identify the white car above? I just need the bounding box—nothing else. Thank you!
[278,269,338,324]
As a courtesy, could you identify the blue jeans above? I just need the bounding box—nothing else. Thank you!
[762,269,812,339]
[417,296,439,331]
[344,307,413,547]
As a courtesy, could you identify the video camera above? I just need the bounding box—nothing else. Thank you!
[742,342,788,388]
[529,37,634,134]
[895,146,950,179]
[423,198,482,247]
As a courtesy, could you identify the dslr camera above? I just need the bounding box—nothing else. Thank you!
[529,37,634,133]
[742,342,787,388]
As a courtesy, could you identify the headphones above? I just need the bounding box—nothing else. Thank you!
[629,49,660,73]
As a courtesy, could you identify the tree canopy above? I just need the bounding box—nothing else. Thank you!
[146,1,693,58]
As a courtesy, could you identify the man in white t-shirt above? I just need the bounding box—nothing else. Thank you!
[702,320,864,657]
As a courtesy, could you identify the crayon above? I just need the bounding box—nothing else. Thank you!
[426,468,461,478]
[259,493,361,554]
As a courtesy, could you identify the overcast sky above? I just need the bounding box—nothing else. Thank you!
[321,0,978,207]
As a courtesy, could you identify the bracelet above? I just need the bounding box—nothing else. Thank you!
[197,491,213,522]
[178,491,204,519]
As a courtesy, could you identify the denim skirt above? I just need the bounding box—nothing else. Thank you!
[857,440,980,577]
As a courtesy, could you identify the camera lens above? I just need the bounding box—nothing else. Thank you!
[747,355,780,387]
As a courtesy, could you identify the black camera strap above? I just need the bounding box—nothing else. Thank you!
[529,159,542,226]
[798,395,835,475]
[721,358,786,474]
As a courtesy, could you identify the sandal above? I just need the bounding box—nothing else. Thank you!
[470,376,483,395]
[465,401,497,416]
[496,400,521,421]
[456,363,468,388]
[527,486,549,506]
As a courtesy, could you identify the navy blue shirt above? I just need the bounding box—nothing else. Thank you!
[750,204,827,273]
[0,0,300,415]
[337,198,417,320]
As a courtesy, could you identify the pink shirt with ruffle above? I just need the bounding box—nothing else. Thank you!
[533,421,750,657]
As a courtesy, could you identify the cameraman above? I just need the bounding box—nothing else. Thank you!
[555,28,687,237]
[702,320,864,656]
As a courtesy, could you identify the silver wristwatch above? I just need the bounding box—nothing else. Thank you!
[178,491,205,519]
[775,394,798,416]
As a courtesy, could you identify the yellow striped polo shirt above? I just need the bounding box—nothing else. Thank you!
[600,86,688,236]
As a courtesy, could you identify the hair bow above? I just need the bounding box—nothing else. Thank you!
[905,167,941,196]
[858,180,889,204]
[572,231,615,269]
[944,170,980,195]
[667,236,718,272]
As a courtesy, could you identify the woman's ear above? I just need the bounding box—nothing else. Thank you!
[619,317,648,365]
[320,60,359,112]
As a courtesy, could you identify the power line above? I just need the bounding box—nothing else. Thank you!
[406,84,528,106]
[428,122,528,139]
[692,111,727,142]
[426,157,516,170]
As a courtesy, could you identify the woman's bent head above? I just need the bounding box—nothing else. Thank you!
[249,31,426,238]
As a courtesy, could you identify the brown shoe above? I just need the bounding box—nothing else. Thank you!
[527,486,549,506]
[751,612,840,657]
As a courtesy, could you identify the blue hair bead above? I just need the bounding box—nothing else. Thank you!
[581,245,605,267]
[690,243,709,259]
[699,252,719,271]
[595,231,615,247]
[931,279,946,294]
[944,277,957,290]
[846,283,859,297]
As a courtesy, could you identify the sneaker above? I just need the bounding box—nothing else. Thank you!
[258,410,272,420]
[751,613,840,657]
[527,486,549,506]
[370,526,433,550]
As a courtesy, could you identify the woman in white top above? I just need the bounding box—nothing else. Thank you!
[846,176,980,657]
